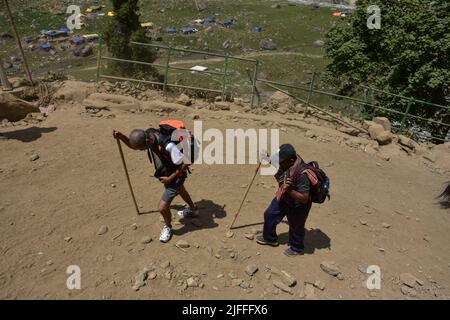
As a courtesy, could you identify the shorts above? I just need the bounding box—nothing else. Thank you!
[161,176,186,203]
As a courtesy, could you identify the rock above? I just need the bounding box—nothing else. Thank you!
[313,280,326,291]
[320,261,341,277]
[187,277,199,287]
[214,102,230,110]
[260,39,277,50]
[131,223,138,230]
[381,222,391,229]
[401,285,417,297]
[336,273,345,281]
[363,120,376,130]
[305,131,316,138]
[97,225,108,235]
[271,3,281,8]
[423,234,432,242]
[176,93,192,106]
[148,271,157,280]
[29,154,40,161]
[231,278,243,287]
[314,40,325,47]
[176,240,190,248]
[192,114,199,120]
[164,271,173,280]
[105,254,113,262]
[376,131,393,145]
[245,265,259,276]
[141,236,152,244]
[281,270,297,287]
[339,126,360,136]
[228,272,237,279]
[359,219,368,226]
[272,280,293,295]
[368,124,385,140]
[372,117,391,132]
[226,230,234,238]
[244,233,254,240]
[398,135,418,150]
[239,281,251,289]
[303,283,316,299]
[132,268,149,291]
[160,260,170,269]
[64,236,72,242]
[400,273,421,288]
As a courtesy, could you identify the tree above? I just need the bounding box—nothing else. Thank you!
[103,0,161,81]
[324,0,449,142]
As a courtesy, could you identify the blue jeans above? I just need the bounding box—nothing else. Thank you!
[262,197,311,252]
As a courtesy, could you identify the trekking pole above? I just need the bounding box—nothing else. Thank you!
[115,138,140,215]
[229,161,262,230]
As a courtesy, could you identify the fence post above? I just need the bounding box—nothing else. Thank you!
[222,55,229,101]
[400,97,413,132]
[250,60,259,108]
[163,45,171,93]
[363,87,373,119]
[304,71,316,117]
[96,37,102,82]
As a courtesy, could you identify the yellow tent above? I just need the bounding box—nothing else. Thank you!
[107,11,115,17]
[141,22,154,28]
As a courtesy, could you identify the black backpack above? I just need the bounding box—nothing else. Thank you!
[296,161,330,204]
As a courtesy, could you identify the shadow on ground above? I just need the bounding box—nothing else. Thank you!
[278,228,331,254]
[0,126,57,142]
[172,199,227,236]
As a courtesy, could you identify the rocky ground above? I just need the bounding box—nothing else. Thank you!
[0,80,449,299]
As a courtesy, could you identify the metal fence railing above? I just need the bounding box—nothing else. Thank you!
[96,40,449,143]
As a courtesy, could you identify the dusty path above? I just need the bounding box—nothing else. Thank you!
[0,92,449,300]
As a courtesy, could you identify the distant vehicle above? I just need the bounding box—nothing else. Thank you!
[205,18,216,24]
[166,27,177,33]
[181,27,198,34]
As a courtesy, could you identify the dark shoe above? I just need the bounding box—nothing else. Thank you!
[256,235,279,247]
[284,247,304,257]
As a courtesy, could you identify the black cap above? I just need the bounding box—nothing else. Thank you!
[278,144,297,162]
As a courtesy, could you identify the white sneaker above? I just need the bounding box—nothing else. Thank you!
[159,225,172,243]
[177,208,199,218]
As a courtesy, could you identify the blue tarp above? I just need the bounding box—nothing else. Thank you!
[39,43,52,50]
[254,26,262,32]
[205,18,215,23]
[166,27,176,33]
[72,36,85,45]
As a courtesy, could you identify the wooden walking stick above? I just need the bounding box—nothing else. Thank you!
[229,161,262,229]
[116,138,140,215]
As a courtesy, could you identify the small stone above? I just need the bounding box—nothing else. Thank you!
[381,222,391,229]
[187,277,199,287]
[265,273,271,280]
[97,225,108,235]
[239,281,251,289]
[245,265,259,276]
[281,270,297,287]
[160,260,170,269]
[228,272,237,279]
[199,283,205,288]
[111,184,116,188]
[131,223,138,230]
[164,271,172,280]
[217,274,224,279]
[320,261,341,277]
[423,234,432,242]
[141,236,152,244]
[314,280,326,291]
[212,286,219,291]
[148,272,157,280]
[64,236,72,242]
[337,273,345,281]
[231,279,243,287]
[215,253,221,259]
[46,260,53,266]
[401,285,417,297]
[244,233,254,240]
[359,219,368,226]
[230,252,235,259]
[273,280,293,295]
[30,154,39,161]
[400,273,421,288]
[194,243,200,248]
[105,254,113,262]
[176,240,190,248]
[226,230,234,238]
[304,283,316,299]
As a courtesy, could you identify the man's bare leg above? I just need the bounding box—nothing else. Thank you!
[179,185,197,210]
[159,199,172,227]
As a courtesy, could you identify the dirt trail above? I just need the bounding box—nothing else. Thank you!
[0,86,449,300]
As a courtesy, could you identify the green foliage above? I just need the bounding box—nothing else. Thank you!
[103,0,160,80]
[324,0,449,141]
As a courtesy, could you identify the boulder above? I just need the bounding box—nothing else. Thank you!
[0,92,39,122]
[376,131,393,145]
[53,80,96,102]
[176,93,192,106]
[368,123,384,140]
[372,117,391,132]
[314,40,325,47]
